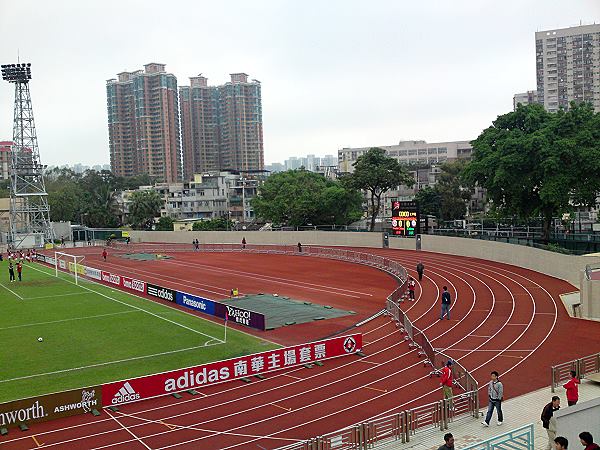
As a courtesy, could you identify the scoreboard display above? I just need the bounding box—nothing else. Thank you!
[391,201,420,236]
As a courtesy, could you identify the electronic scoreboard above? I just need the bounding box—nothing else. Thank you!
[391,201,420,236]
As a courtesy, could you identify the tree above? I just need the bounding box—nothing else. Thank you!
[345,148,414,231]
[463,102,600,241]
[129,190,162,230]
[414,186,442,218]
[251,169,362,227]
[0,179,9,198]
[155,216,174,231]
[436,160,472,221]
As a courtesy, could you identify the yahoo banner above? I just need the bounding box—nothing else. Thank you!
[102,333,362,406]
[175,292,215,316]
[214,303,265,331]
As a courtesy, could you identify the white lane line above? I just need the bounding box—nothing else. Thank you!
[0,282,24,299]
[105,409,151,450]
[0,310,138,331]
[25,292,83,300]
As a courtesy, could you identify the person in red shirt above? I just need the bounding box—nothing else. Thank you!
[563,370,579,406]
[16,261,23,281]
[408,277,416,301]
[579,432,599,450]
[102,249,107,261]
[440,360,454,409]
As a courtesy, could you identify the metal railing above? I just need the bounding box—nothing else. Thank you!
[463,423,534,450]
[585,263,600,280]
[551,352,600,392]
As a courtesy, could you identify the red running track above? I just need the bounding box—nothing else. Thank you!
[3,248,600,449]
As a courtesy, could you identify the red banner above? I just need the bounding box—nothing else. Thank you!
[102,334,362,406]
[120,276,146,293]
[101,271,121,286]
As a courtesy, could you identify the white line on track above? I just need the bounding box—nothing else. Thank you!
[105,409,151,450]
[0,310,138,331]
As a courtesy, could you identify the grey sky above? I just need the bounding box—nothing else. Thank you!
[0,0,598,167]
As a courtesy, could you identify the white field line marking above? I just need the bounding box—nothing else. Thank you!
[29,263,224,343]
[104,409,151,450]
[449,349,534,352]
[3,326,401,447]
[0,282,24,299]
[0,341,222,383]
[167,257,374,297]
[0,310,138,331]
[37,261,282,350]
[25,292,83,300]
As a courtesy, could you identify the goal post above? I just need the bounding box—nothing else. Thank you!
[54,252,86,285]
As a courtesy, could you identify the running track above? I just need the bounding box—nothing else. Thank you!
[3,247,600,449]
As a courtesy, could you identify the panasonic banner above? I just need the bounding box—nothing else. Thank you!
[175,292,215,316]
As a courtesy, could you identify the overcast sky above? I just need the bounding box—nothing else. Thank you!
[0,1,598,167]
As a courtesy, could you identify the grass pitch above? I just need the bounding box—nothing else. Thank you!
[0,260,277,403]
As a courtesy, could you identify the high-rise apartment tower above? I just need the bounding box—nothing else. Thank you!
[107,63,182,182]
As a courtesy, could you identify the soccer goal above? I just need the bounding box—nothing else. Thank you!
[54,252,86,285]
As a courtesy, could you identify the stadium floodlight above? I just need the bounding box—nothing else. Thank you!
[1,63,32,83]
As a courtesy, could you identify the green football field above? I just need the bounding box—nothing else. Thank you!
[0,259,277,403]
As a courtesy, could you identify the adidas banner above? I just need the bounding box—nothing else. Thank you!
[146,283,175,302]
[101,334,362,406]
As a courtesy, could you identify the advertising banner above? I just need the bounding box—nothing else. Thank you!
[146,283,175,303]
[120,276,146,294]
[84,266,102,281]
[101,271,121,286]
[68,262,85,275]
[102,334,362,406]
[0,387,101,428]
[36,254,46,263]
[176,291,215,315]
[214,302,265,330]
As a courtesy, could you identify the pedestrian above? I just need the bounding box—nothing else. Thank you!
[416,261,424,281]
[579,432,599,450]
[8,262,15,282]
[437,433,454,450]
[440,360,454,409]
[61,237,65,247]
[563,370,579,406]
[555,437,569,450]
[241,237,246,249]
[440,286,451,320]
[195,239,200,250]
[16,261,22,281]
[297,242,302,253]
[126,236,130,245]
[541,396,561,450]
[87,236,92,246]
[408,277,416,301]
[482,370,503,426]
[102,249,107,261]
[0,253,3,261]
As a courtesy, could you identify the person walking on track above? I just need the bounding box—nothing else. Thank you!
[408,277,416,300]
[416,261,424,281]
[102,248,107,261]
[541,396,561,450]
[482,371,503,426]
[563,370,579,406]
[440,286,451,320]
[440,360,454,409]
[8,262,15,282]
[241,237,246,249]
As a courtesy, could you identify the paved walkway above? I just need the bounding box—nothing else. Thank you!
[380,379,600,450]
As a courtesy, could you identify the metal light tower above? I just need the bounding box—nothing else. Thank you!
[1,63,54,248]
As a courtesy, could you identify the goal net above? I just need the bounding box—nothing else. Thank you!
[54,252,86,285]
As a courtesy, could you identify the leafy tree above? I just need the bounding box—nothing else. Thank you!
[252,169,362,227]
[463,102,600,241]
[344,148,414,231]
[192,217,232,231]
[414,186,442,218]
[0,179,10,198]
[436,160,472,221]
[155,216,174,231]
[129,190,162,230]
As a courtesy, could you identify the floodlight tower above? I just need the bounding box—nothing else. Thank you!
[1,63,54,248]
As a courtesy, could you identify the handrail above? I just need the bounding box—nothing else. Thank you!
[551,352,600,392]
[462,423,534,450]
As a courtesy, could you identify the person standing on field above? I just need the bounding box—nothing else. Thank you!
[8,262,15,282]
[416,261,424,281]
[440,286,451,320]
[563,370,579,406]
[440,360,454,409]
[482,371,503,426]
[16,261,23,281]
[541,396,561,450]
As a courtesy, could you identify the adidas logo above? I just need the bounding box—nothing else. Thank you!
[112,382,140,405]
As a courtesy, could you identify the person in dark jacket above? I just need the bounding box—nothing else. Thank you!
[297,242,302,253]
[541,396,561,450]
[579,432,599,450]
[241,237,246,249]
[555,437,568,450]
[563,370,579,406]
[416,261,424,281]
[437,433,454,450]
[440,286,451,320]
[8,262,15,282]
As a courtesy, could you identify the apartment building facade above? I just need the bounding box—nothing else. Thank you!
[107,63,182,183]
[179,73,264,179]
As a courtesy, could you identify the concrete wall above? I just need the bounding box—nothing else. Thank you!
[555,396,600,447]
